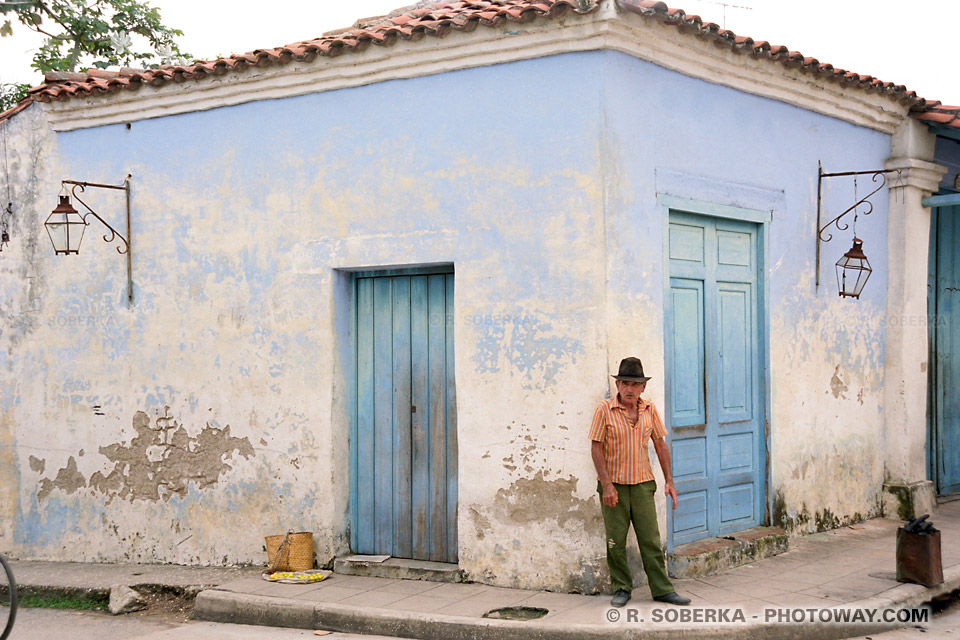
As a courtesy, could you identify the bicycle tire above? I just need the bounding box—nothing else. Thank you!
[0,553,16,640]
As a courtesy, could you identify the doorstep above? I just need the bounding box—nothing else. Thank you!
[666,526,788,579]
[333,556,462,583]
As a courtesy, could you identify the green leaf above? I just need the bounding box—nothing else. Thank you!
[5,0,189,74]
[0,82,32,112]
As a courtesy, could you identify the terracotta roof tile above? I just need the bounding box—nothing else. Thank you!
[913,105,960,128]
[617,0,929,108]
[0,98,33,122]
[1,0,953,130]
[15,1,593,109]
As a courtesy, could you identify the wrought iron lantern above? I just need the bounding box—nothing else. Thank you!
[0,202,11,252]
[817,163,900,299]
[835,238,872,299]
[45,176,134,304]
[45,195,87,254]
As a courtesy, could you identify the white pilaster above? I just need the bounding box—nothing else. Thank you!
[882,118,946,520]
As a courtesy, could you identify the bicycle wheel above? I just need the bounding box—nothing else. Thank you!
[0,553,16,640]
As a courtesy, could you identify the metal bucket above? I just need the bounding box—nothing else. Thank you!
[896,527,943,587]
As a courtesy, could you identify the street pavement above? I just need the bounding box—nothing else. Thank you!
[3,608,403,639]
[852,596,960,639]
[5,500,960,640]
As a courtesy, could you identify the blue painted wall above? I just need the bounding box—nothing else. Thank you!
[601,49,892,534]
[1,46,897,586]
[7,53,609,579]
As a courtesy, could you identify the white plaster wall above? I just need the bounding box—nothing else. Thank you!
[0,42,920,595]
[0,109,351,567]
[0,53,617,595]
[600,48,897,540]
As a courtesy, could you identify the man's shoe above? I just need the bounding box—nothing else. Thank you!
[653,592,691,605]
[610,589,632,607]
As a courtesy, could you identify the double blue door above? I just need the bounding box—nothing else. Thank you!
[931,205,960,494]
[667,212,765,546]
[352,271,458,563]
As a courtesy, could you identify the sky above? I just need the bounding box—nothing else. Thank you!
[0,0,957,103]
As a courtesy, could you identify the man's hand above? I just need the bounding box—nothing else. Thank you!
[602,483,618,508]
[652,436,678,510]
[665,482,678,510]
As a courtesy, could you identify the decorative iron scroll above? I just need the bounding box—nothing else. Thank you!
[818,171,888,243]
[66,181,129,255]
[56,175,133,305]
[815,165,903,291]
[0,201,11,251]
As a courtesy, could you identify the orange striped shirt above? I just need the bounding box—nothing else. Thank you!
[589,395,667,484]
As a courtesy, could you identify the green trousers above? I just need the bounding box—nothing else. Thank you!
[598,480,674,597]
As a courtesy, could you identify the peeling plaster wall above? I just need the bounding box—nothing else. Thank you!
[0,47,900,591]
[602,50,892,538]
[0,54,610,585]
[1,103,58,550]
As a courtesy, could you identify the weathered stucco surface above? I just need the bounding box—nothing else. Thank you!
[601,49,895,540]
[1,103,59,550]
[0,42,923,592]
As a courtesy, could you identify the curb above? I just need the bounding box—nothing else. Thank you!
[1,582,209,610]
[849,563,960,611]
[0,584,110,608]
[194,565,960,640]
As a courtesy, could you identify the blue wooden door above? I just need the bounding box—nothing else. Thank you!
[353,271,457,563]
[667,213,765,546]
[933,205,960,494]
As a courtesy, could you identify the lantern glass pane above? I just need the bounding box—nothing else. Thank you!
[844,269,860,297]
[835,260,872,298]
[853,266,871,297]
[45,216,68,253]
[45,211,85,254]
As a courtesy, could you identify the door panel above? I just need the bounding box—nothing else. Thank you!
[670,224,706,264]
[373,277,394,554]
[720,484,753,526]
[391,277,413,559]
[670,279,706,427]
[719,432,753,471]
[935,206,960,494]
[668,213,764,546]
[354,272,457,562]
[717,229,752,267]
[718,283,753,422]
[356,279,376,554]
[427,275,448,562]
[410,276,431,559]
[673,438,707,479]
[674,489,708,538]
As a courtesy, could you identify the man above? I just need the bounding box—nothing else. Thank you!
[589,357,691,607]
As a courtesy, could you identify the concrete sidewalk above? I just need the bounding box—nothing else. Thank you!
[7,501,960,640]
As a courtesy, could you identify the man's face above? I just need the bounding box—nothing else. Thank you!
[616,380,646,403]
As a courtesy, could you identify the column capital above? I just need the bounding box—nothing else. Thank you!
[884,157,947,194]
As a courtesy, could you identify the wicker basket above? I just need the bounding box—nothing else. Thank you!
[265,531,314,572]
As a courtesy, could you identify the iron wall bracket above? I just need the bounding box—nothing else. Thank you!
[61,175,133,304]
[815,163,901,291]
